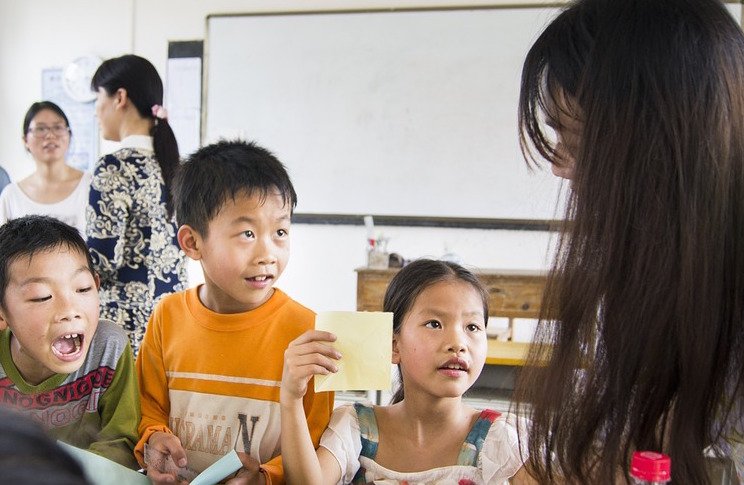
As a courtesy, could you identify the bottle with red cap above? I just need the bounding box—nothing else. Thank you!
[630,451,671,484]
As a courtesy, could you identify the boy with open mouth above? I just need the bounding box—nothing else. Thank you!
[0,215,139,469]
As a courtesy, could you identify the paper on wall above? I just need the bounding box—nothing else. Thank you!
[314,311,393,392]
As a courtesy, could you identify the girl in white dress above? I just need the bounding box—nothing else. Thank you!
[0,101,90,235]
[281,259,532,484]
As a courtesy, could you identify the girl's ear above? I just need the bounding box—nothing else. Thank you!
[0,307,8,331]
[113,88,129,110]
[392,334,401,364]
[178,225,202,260]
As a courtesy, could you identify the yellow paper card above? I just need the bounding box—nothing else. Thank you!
[314,311,393,392]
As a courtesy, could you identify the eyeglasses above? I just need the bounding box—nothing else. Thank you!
[27,125,70,138]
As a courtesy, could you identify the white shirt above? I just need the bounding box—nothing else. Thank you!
[119,134,154,152]
[0,171,92,235]
[320,404,529,485]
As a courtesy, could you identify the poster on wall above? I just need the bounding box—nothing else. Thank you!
[41,68,98,172]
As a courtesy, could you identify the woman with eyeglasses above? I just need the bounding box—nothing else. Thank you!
[0,101,90,235]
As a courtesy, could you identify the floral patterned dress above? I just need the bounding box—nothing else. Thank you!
[86,135,187,355]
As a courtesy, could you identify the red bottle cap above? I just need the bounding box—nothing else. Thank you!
[630,451,671,482]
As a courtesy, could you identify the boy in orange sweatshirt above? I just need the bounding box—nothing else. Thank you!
[135,140,334,484]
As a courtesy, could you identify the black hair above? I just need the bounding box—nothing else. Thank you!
[0,407,89,484]
[23,101,72,138]
[382,259,489,404]
[0,216,93,306]
[173,139,297,235]
[515,0,744,483]
[91,54,179,215]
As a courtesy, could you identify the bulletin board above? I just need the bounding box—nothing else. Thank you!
[41,69,98,172]
[204,6,567,229]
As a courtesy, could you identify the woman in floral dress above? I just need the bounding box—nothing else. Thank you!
[87,54,187,355]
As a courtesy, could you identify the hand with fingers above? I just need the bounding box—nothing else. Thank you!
[224,452,266,485]
[145,431,190,485]
[281,330,341,403]
[279,330,342,485]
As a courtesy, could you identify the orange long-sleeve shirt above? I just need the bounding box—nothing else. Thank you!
[135,286,334,484]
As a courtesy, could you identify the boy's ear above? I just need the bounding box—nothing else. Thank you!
[178,225,203,260]
[93,272,101,291]
[392,334,401,365]
[0,307,8,331]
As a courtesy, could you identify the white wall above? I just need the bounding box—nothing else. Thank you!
[0,0,132,180]
[282,224,558,312]
[1,0,563,179]
[0,0,566,312]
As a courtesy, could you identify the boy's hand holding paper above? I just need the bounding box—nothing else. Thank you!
[143,441,242,485]
[314,311,393,392]
[144,442,197,482]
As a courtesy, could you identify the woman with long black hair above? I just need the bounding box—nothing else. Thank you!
[514,0,744,482]
[88,54,187,355]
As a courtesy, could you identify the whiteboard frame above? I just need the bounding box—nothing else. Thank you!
[203,5,572,229]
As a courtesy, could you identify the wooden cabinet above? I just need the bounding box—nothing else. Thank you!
[355,267,548,366]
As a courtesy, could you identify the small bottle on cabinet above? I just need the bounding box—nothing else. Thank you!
[630,451,671,484]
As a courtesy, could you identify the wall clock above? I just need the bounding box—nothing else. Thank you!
[62,55,102,103]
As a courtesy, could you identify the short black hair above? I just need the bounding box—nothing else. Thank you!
[173,139,297,235]
[23,101,72,138]
[0,216,93,305]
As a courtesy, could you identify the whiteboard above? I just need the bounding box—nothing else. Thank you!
[205,7,565,221]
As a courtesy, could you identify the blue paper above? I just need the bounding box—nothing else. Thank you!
[57,442,149,485]
[190,450,243,485]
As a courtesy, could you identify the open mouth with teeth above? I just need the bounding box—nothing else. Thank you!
[245,275,274,288]
[438,358,470,377]
[51,333,85,361]
[248,275,271,281]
